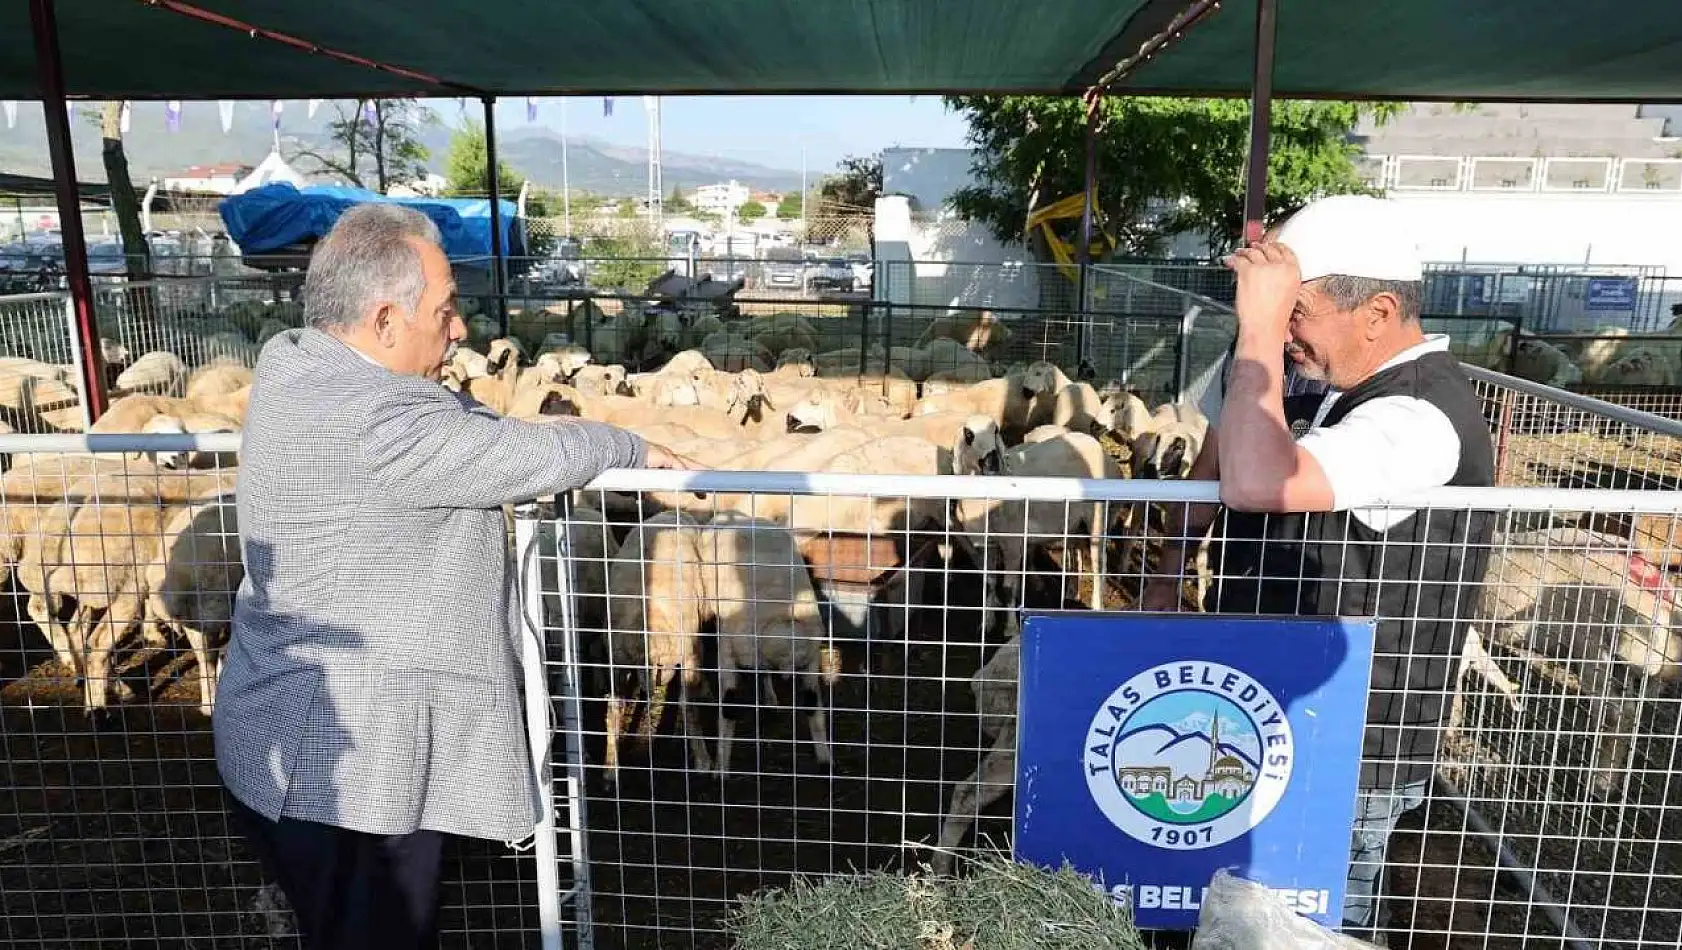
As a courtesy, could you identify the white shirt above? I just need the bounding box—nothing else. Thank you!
[1294,335,1461,531]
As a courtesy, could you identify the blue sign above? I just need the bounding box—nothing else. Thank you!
[1585,277,1638,312]
[1012,613,1375,930]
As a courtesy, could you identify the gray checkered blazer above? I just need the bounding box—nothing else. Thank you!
[215,328,644,840]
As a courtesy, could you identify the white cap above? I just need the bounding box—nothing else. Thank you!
[1271,195,1423,283]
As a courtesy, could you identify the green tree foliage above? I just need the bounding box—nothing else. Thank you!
[812,154,882,240]
[296,98,435,194]
[943,96,1397,258]
[588,227,666,290]
[443,119,522,197]
[616,198,639,219]
[667,186,693,213]
[776,192,803,219]
[738,200,768,222]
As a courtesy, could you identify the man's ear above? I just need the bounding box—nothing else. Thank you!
[1365,291,1401,340]
[370,303,398,346]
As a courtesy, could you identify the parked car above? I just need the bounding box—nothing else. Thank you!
[763,247,805,289]
[847,252,874,292]
[805,257,855,294]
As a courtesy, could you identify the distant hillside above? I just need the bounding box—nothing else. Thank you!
[0,100,804,197]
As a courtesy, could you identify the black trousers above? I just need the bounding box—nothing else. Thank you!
[227,791,445,950]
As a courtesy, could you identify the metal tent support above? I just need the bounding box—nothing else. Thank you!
[483,96,508,336]
[29,0,107,422]
[1074,107,1100,368]
[1241,0,1279,246]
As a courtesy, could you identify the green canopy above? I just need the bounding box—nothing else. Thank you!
[4,0,1681,101]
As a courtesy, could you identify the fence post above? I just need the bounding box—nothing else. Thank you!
[1174,304,1200,403]
[513,505,569,950]
[61,292,94,431]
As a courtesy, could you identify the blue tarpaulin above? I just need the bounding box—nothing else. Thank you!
[218,183,525,264]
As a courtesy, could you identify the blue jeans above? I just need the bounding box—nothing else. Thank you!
[1343,780,1428,929]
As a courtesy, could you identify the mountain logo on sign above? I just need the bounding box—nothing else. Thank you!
[1085,661,1294,850]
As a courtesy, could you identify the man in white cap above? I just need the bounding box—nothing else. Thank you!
[1146,195,1495,939]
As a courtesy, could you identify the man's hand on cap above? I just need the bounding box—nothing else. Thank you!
[1225,240,1300,344]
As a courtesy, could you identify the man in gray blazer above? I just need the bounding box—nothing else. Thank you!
[214,203,692,949]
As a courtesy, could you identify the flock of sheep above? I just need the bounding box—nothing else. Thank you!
[1,291,1677,871]
[1458,315,1682,388]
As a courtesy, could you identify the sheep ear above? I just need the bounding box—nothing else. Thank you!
[962,427,975,446]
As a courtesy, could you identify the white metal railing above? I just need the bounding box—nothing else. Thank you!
[1371,154,1682,194]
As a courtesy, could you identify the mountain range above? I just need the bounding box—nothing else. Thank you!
[1116,721,1263,781]
[0,100,805,196]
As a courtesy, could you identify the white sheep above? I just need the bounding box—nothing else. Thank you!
[1472,527,1680,797]
[916,309,1012,358]
[145,498,242,715]
[140,411,242,470]
[934,627,1020,873]
[773,348,817,378]
[903,337,991,382]
[700,332,772,373]
[698,512,841,775]
[572,364,630,397]
[112,351,187,398]
[185,362,254,402]
[602,510,715,784]
[1512,337,1582,388]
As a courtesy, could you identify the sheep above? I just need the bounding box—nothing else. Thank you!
[145,498,242,715]
[700,332,773,373]
[921,363,995,387]
[1512,337,1582,388]
[773,348,816,378]
[902,338,990,382]
[934,626,1020,873]
[660,349,716,380]
[465,314,500,347]
[572,364,629,397]
[955,432,1122,610]
[90,393,180,435]
[485,337,526,378]
[140,411,242,470]
[506,381,583,420]
[1634,513,1682,569]
[185,362,254,402]
[913,375,1039,441]
[697,513,841,775]
[254,318,291,348]
[1586,347,1677,387]
[751,313,821,356]
[1030,381,1111,436]
[441,348,490,392]
[1470,526,1680,797]
[916,309,1013,358]
[536,505,610,644]
[111,351,185,398]
[601,510,715,784]
[813,344,885,377]
[198,331,258,367]
[1104,391,1153,440]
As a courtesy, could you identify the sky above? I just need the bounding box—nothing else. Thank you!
[477,94,974,172]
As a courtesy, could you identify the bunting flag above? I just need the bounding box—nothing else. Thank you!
[119,101,131,135]
[4,101,17,130]
[603,97,613,117]
[308,99,322,119]
[166,100,182,133]
[271,100,284,131]
[219,100,235,133]
[526,97,537,122]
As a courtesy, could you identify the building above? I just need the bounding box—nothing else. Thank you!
[1116,765,1172,797]
[693,180,750,215]
[161,162,255,195]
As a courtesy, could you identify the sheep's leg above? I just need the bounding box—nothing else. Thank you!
[799,671,833,768]
[181,622,218,716]
[715,664,742,777]
[642,667,672,741]
[679,671,713,774]
[604,693,629,787]
[27,592,76,673]
[934,727,1017,875]
[1087,521,1104,611]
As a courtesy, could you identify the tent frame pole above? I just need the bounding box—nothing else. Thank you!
[1075,107,1099,368]
[29,0,107,421]
[483,96,508,336]
[1242,0,1279,246]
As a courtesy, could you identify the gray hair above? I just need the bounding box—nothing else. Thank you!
[303,204,443,331]
[1315,274,1423,322]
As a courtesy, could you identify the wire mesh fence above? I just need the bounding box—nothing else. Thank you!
[533,459,1682,950]
[0,434,543,948]
[1,361,1680,948]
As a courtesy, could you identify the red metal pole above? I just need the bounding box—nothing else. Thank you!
[1241,0,1279,247]
[29,0,107,421]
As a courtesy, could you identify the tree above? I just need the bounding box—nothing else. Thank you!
[776,192,803,219]
[739,200,768,223]
[442,119,521,197]
[943,96,1397,258]
[296,98,434,193]
[666,185,693,214]
[616,198,639,219]
[95,102,149,280]
[818,155,883,210]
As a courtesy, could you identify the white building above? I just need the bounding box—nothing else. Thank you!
[161,162,254,195]
[693,180,750,215]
